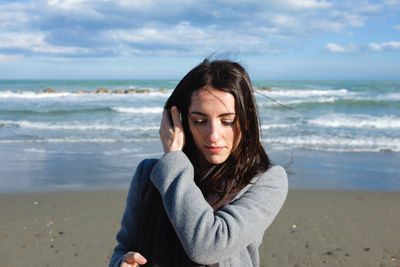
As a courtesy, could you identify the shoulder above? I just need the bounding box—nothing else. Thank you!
[261,165,287,181]
[129,158,159,190]
[137,158,159,174]
[234,165,288,201]
[257,165,288,190]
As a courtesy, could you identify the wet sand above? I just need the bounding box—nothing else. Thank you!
[0,189,399,267]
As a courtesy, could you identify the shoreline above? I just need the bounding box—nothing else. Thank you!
[1,189,399,267]
[1,144,399,193]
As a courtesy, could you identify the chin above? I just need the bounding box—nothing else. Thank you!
[204,154,229,165]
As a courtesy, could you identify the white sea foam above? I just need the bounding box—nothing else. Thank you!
[112,107,163,114]
[0,137,159,143]
[103,148,141,155]
[262,135,400,152]
[308,114,400,129]
[23,148,47,153]
[0,120,159,131]
[376,92,400,101]
[261,124,291,130]
[23,148,95,154]
[0,90,170,99]
[0,91,75,99]
[256,88,351,98]
[258,97,338,106]
[4,134,399,152]
[25,147,163,157]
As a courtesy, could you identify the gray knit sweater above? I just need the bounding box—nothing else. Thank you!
[110,151,288,267]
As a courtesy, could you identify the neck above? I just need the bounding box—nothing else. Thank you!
[195,153,213,173]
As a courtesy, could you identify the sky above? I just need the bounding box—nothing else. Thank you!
[0,0,399,80]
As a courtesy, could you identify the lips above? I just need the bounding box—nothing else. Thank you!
[205,146,224,153]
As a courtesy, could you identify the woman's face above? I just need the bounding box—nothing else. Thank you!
[188,87,241,165]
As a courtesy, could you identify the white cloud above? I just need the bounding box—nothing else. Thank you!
[106,22,282,55]
[271,15,300,28]
[252,1,369,37]
[357,3,383,13]
[368,41,400,51]
[285,0,332,9]
[326,43,359,53]
[0,32,90,55]
[0,3,33,30]
[394,24,400,31]
[0,0,399,58]
[311,20,346,33]
[385,0,400,5]
[115,0,196,10]
[341,12,365,27]
[326,41,400,53]
[47,0,87,10]
[44,0,104,19]
[0,32,45,49]
[0,54,22,64]
[32,44,89,54]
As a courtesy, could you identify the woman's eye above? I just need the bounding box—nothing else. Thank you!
[222,120,235,126]
[192,119,206,125]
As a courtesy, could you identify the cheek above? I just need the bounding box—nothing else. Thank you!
[189,122,203,144]
[231,126,241,148]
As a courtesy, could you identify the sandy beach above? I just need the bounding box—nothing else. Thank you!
[0,189,399,267]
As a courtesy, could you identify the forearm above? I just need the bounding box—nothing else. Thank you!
[150,151,288,264]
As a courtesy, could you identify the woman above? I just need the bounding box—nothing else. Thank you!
[110,59,288,267]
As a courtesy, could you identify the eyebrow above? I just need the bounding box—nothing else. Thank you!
[190,111,236,117]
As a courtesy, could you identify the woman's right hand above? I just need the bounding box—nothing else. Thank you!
[120,251,147,267]
[159,106,185,153]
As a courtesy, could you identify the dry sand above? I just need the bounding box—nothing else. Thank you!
[0,189,399,267]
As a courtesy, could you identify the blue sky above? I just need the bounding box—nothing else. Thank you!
[0,0,399,79]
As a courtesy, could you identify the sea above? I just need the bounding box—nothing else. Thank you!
[0,80,399,192]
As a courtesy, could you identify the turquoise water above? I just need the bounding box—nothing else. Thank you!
[0,80,399,192]
[1,80,399,152]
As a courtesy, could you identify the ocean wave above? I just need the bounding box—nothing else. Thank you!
[0,137,159,143]
[112,106,163,114]
[24,148,96,154]
[1,106,165,115]
[257,97,400,109]
[376,92,400,101]
[262,135,400,152]
[102,148,141,155]
[261,124,292,130]
[0,120,159,131]
[22,147,163,157]
[255,88,352,98]
[308,114,400,129]
[257,97,337,108]
[23,148,47,153]
[308,98,398,108]
[0,90,170,99]
[1,107,112,115]
[4,135,399,152]
[0,91,75,99]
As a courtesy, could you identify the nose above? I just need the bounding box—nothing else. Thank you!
[207,121,220,143]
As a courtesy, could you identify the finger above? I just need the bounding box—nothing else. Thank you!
[160,109,169,125]
[170,106,183,130]
[161,109,174,129]
[124,252,147,265]
[133,252,147,265]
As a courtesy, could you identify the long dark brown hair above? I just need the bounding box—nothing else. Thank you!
[165,58,271,199]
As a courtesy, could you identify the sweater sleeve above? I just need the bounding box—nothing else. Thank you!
[150,151,288,265]
[109,159,157,267]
